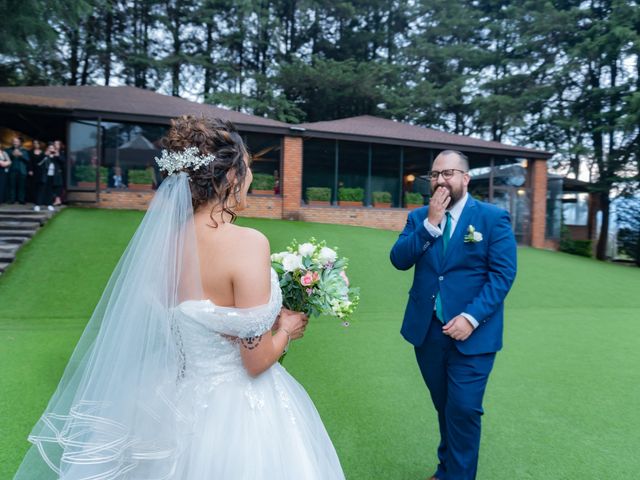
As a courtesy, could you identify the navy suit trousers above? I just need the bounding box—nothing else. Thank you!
[415,315,496,480]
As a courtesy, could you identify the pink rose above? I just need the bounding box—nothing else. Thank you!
[312,271,320,282]
[340,271,349,286]
[300,272,313,286]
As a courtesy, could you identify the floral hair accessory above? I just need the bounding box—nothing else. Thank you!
[155,147,216,176]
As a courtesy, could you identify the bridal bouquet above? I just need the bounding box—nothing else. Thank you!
[271,238,359,325]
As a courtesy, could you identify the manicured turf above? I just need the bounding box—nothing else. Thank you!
[1,208,639,479]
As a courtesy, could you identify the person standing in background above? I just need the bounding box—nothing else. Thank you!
[0,149,11,203]
[6,137,30,204]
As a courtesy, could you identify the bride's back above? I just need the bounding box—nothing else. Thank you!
[193,213,271,309]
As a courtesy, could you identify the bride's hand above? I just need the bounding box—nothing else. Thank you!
[279,308,308,340]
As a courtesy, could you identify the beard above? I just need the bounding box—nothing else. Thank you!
[434,183,465,206]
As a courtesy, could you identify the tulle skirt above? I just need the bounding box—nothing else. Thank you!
[173,363,345,479]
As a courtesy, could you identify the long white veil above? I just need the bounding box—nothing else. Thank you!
[14,172,202,480]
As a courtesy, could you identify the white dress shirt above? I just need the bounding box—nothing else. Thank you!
[423,193,479,329]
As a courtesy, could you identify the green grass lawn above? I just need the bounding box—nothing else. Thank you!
[1,208,639,479]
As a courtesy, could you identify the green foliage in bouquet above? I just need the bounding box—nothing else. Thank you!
[306,187,331,201]
[372,191,392,203]
[251,173,275,190]
[404,192,423,205]
[271,237,359,322]
[338,187,364,202]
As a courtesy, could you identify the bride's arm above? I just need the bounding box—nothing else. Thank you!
[232,230,306,377]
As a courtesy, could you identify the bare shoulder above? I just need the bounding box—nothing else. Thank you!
[227,225,270,254]
[226,225,272,307]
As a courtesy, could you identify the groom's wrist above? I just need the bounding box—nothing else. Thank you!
[460,312,479,329]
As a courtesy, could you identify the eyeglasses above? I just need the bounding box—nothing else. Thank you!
[426,169,467,180]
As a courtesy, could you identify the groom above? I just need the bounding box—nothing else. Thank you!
[390,150,517,480]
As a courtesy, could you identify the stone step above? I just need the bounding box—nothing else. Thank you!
[0,250,16,262]
[0,229,34,238]
[0,262,10,273]
[0,237,28,245]
[0,214,49,224]
[0,221,41,230]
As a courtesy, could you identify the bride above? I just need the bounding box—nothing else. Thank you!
[14,116,346,479]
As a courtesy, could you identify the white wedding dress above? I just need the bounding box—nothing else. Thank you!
[14,173,343,479]
[170,268,345,479]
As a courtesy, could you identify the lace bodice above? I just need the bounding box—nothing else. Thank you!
[173,269,282,382]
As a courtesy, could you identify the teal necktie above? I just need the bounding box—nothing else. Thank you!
[435,212,452,323]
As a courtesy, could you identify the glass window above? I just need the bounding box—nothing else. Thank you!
[371,144,401,207]
[244,132,282,194]
[402,147,431,206]
[338,141,368,205]
[101,122,167,190]
[546,177,563,239]
[302,139,336,204]
[562,192,589,226]
[68,121,102,189]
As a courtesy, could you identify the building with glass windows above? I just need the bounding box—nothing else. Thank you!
[1,85,556,248]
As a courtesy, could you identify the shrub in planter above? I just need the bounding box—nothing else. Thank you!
[404,192,423,208]
[127,168,154,190]
[338,187,364,206]
[559,225,593,257]
[373,191,392,208]
[251,173,275,193]
[306,187,331,205]
[74,165,108,188]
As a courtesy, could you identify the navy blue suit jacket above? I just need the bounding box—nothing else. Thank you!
[390,197,517,355]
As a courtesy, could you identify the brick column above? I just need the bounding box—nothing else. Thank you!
[529,158,548,248]
[282,136,303,218]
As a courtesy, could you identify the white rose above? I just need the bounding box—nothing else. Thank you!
[282,253,303,272]
[298,242,315,257]
[318,247,337,265]
[271,251,285,263]
[473,231,483,242]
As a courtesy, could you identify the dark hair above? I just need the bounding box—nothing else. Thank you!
[437,149,469,171]
[162,115,249,226]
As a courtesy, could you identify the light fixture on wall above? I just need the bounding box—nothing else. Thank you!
[517,188,526,196]
[521,159,528,169]
[406,174,415,182]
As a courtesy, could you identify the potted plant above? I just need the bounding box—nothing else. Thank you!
[306,187,332,206]
[250,173,276,195]
[74,165,108,189]
[404,192,423,209]
[372,191,392,208]
[338,187,364,207]
[128,168,154,191]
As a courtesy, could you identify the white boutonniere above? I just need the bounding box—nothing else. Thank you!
[464,225,483,243]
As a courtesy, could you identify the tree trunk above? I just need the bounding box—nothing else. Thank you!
[104,9,113,85]
[596,190,610,260]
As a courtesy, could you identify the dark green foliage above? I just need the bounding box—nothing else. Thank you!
[127,169,153,184]
[251,173,275,191]
[338,187,364,202]
[372,191,391,203]
[560,225,593,258]
[404,192,423,205]
[306,187,331,201]
[616,198,640,266]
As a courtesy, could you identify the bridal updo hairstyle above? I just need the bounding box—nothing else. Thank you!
[162,115,249,225]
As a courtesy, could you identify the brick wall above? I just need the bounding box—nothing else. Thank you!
[242,194,282,219]
[529,159,548,248]
[296,205,411,231]
[282,136,302,216]
[98,190,154,210]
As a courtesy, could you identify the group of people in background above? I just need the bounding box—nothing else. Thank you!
[0,137,65,211]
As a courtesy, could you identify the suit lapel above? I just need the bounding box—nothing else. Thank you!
[443,196,477,264]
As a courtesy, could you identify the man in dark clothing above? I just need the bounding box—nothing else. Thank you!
[5,137,31,204]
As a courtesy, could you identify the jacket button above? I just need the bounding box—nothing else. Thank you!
[438,276,444,281]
